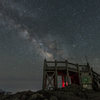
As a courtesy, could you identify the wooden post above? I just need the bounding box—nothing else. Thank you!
[66,60,70,85]
[55,60,58,89]
[91,67,93,73]
[87,63,91,73]
[87,63,93,89]
[54,76,55,87]
[91,67,94,88]
[76,63,81,85]
[88,63,92,76]
[42,59,46,90]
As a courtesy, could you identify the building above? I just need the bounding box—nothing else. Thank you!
[42,59,100,90]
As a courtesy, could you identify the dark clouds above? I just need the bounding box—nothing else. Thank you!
[0,0,100,92]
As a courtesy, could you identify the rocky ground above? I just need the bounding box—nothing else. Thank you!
[0,84,100,100]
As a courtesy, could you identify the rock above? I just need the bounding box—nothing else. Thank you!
[28,93,44,100]
[13,98,20,100]
[28,94,38,100]
[77,92,85,98]
[2,94,11,100]
[43,91,52,98]
[1,85,100,100]
[50,96,58,100]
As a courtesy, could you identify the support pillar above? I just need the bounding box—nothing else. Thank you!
[55,60,58,89]
[66,60,70,85]
[53,75,55,88]
[87,63,91,74]
[45,75,47,87]
[88,63,93,89]
[77,64,81,85]
[42,59,46,90]
[91,67,94,86]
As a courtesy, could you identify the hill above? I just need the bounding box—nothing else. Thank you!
[0,84,100,100]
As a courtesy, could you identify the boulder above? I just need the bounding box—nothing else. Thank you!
[28,93,44,100]
[50,96,58,100]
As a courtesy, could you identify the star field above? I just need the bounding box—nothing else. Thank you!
[0,0,100,93]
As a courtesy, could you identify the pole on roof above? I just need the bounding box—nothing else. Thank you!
[85,55,88,63]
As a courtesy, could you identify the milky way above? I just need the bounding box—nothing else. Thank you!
[0,0,100,92]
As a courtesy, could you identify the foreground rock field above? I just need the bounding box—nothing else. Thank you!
[0,84,100,100]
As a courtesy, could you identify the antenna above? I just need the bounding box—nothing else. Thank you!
[85,55,88,63]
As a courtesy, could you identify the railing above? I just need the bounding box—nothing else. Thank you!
[68,63,77,70]
[79,65,89,71]
[92,70,100,82]
[45,60,89,72]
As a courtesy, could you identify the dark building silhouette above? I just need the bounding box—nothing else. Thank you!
[42,59,100,91]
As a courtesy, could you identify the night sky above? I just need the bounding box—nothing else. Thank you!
[0,0,100,93]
